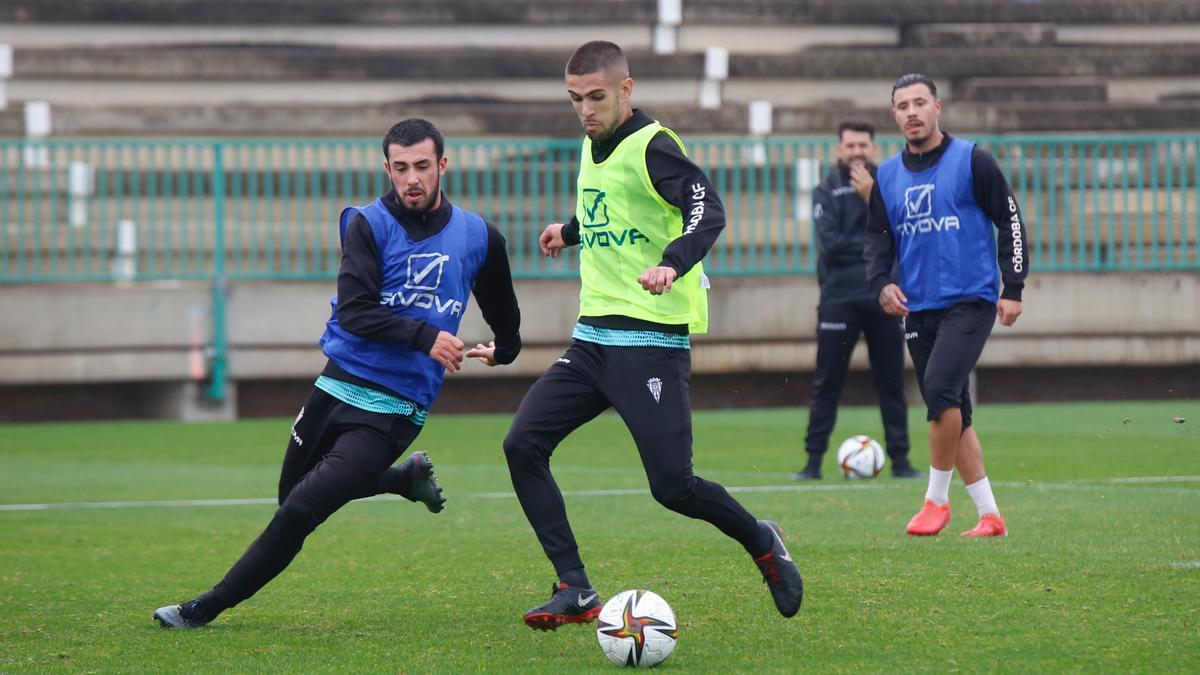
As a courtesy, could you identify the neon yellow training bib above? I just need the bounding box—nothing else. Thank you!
[575,121,709,333]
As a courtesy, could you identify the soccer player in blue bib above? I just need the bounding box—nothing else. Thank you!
[865,75,1029,537]
[153,118,522,628]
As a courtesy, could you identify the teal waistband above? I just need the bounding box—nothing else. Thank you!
[571,322,690,350]
[314,376,428,426]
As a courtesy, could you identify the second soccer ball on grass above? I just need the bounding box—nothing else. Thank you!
[836,435,885,479]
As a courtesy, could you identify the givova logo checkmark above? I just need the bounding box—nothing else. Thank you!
[404,252,450,291]
[904,184,935,219]
[581,188,608,228]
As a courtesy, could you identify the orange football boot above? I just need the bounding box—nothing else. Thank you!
[961,513,1007,537]
[906,500,951,536]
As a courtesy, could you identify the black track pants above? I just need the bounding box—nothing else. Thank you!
[804,300,910,459]
[503,340,768,577]
[203,388,420,610]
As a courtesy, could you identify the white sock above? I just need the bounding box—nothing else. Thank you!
[925,467,953,505]
[965,476,1000,517]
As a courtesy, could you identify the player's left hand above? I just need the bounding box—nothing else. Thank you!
[638,266,678,295]
[997,299,1022,326]
[465,340,498,366]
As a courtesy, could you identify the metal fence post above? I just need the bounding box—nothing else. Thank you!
[206,141,229,401]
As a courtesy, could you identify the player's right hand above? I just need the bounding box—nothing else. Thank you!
[637,265,677,295]
[539,223,567,258]
[849,162,874,202]
[429,330,465,373]
[878,283,909,317]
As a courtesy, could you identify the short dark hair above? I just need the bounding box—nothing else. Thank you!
[565,40,629,77]
[381,118,444,159]
[891,73,938,102]
[837,118,875,140]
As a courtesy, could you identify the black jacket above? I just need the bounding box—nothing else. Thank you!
[813,162,879,305]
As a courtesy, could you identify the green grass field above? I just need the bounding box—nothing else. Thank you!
[1,402,1197,673]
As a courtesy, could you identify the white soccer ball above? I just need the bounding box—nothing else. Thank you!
[596,589,678,668]
[836,435,885,479]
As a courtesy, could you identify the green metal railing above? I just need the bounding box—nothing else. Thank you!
[3,135,1198,283]
[3,134,1198,398]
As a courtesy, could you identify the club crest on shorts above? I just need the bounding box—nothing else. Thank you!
[647,377,662,403]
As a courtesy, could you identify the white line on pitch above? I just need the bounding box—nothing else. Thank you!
[1,477,1195,512]
[1169,561,1200,569]
[468,483,895,500]
[0,483,895,511]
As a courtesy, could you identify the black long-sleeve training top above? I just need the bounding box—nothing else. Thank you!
[864,133,1028,303]
[812,161,880,305]
[321,189,522,394]
[560,109,726,334]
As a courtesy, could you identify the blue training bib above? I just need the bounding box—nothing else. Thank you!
[319,200,488,407]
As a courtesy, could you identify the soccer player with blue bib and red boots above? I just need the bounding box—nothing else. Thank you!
[865,74,1029,538]
[502,41,803,630]
[153,118,522,628]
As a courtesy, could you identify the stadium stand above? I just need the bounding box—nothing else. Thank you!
[1,0,1198,136]
[0,0,1197,420]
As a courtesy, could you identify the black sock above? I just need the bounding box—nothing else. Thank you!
[750,522,774,559]
[190,591,227,623]
[376,465,415,500]
[558,567,591,589]
[804,454,822,471]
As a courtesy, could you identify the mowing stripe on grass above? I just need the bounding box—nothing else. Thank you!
[1106,475,1200,483]
[1,477,1195,512]
[993,479,1200,494]
[0,497,281,511]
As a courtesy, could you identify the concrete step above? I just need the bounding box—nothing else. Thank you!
[12,74,1195,111]
[12,44,702,80]
[1057,24,1200,46]
[902,22,1058,48]
[730,44,1200,79]
[937,100,1200,133]
[683,0,1200,24]
[5,0,1200,25]
[4,20,1194,54]
[16,98,1200,137]
[957,78,1109,103]
[13,43,1200,82]
[775,100,1200,134]
[0,0,659,25]
[0,23,898,54]
[0,107,23,135]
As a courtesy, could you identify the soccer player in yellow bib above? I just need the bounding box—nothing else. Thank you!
[502,41,803,630]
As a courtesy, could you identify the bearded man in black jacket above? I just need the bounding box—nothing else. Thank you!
[794,119,918,481]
